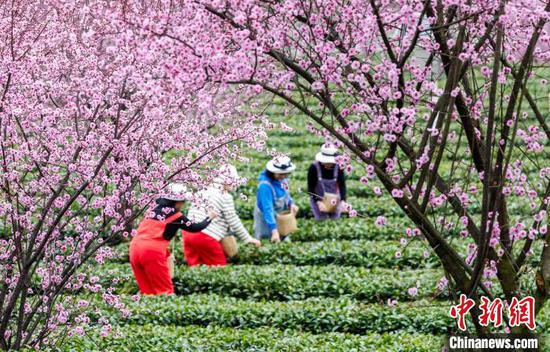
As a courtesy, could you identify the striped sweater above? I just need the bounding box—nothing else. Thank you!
[187,187,254,243]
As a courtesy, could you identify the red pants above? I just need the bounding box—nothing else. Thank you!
[129,242,174,295]
[183,231,226,267]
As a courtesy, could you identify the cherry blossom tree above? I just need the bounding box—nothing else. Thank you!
[144,0,549,337]
[0,1,265,349]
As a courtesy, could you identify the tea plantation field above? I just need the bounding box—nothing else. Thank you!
[59,105,549,351]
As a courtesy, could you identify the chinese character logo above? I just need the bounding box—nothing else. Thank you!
[449,294,535,331]
[449,294,475,331]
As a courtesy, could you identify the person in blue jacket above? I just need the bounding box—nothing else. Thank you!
[254,156,299,243]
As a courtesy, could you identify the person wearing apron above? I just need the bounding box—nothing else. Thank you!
[185,165,261,266]
[129,183,215,295]
[308,144,348,220]
[254,156,298,243]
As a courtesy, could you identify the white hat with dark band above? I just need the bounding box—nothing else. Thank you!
[162,183,191,202]
[266,156,296,174]
[214,164,242,185]
[315,144,339,164]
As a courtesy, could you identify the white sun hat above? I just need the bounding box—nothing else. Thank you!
[214,164,244,185]
[315,144,339,164]
[266,156,296,174]
[162,182,191,201]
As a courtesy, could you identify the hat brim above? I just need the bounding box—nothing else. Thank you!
[315,152,336,164]
[162,195,188,202]
[266,160,296,174]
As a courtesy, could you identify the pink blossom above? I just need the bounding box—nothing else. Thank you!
[375,216,387,227]
[437,277,449,291]
[534,210,546,222]
[100,324,112,338]
[391,189,404,198]
[312,81,324,91]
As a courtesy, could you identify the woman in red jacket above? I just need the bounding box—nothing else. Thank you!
[129,183,216,295]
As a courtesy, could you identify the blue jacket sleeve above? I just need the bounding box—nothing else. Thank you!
[257,183,277,231]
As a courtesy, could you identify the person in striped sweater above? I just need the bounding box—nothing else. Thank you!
[184,165,261,266]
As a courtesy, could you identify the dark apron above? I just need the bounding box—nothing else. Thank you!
[310,162,342,220]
